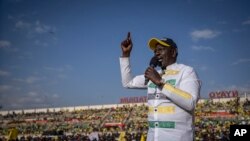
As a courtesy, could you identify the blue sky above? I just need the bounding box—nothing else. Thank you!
[0,0,250,110]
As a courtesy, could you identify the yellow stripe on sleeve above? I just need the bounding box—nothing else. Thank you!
[163,84,192,99]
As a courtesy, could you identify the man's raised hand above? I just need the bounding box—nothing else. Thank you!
[121,32,133,57]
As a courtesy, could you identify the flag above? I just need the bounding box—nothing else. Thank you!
[8,128,18,140]
[118,131,126,141]
[140,133,146,141]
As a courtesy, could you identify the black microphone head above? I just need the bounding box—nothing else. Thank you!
[149,56,159,68]
[145,56,160,85]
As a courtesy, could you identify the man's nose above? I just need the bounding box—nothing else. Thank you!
[154,50,160,56]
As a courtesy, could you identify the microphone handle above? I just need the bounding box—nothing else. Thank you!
[144,65,155,85]
[144,78,149,85]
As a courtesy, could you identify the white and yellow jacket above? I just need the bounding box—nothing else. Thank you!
[120,57,201,141]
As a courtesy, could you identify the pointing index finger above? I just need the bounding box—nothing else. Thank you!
[127,32,131,40]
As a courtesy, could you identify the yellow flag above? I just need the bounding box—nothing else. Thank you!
[8,128,18,140]
[118,131,126,141]
[140,133,146,141]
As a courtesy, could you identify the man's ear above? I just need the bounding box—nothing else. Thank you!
[172,48,178,58]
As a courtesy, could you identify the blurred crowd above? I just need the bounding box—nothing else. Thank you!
[0,97,250,141]
[194,97,250,140]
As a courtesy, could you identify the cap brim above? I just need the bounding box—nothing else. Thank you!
[148,38,170,51]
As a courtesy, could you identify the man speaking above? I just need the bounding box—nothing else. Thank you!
[119,32,201,141]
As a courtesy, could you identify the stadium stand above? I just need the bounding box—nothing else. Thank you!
[0,96,250,141]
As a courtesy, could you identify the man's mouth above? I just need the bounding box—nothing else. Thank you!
[155,56,163,67]
[156,56,163,62]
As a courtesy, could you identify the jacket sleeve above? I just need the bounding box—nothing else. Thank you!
[161,67,201,111]
[119,57,147,89]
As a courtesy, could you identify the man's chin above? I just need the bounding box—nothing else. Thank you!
[161,64,166,69]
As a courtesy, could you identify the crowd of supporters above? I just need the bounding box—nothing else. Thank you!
[0,97,250,141]
[194,97,250,140]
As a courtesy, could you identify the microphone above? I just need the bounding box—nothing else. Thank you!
[144,56,159,85]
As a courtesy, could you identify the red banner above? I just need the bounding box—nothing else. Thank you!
[120,96,147,104]
[204,112,236,118]
[104,122,125,128]
[209,90,238,99]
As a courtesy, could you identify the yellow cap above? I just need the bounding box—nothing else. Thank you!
[149,37,178,51]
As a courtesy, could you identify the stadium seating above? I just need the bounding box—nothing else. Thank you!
[0,97,250,140]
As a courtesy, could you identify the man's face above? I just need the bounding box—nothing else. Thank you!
[154,44,176,68]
